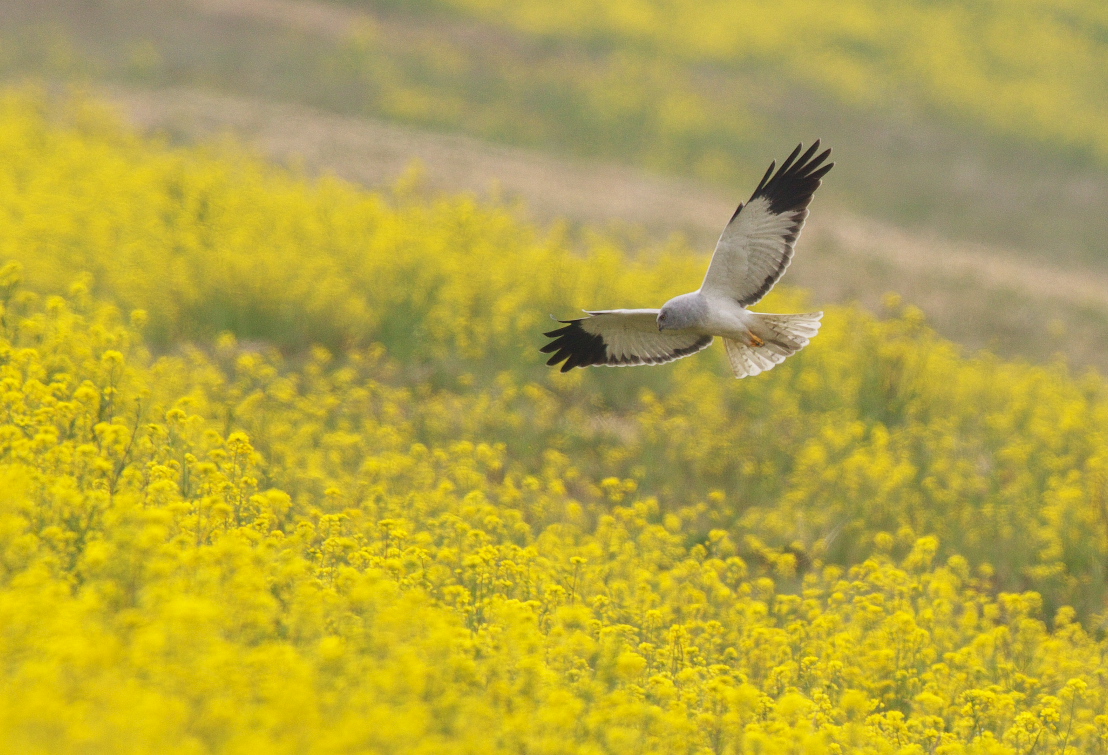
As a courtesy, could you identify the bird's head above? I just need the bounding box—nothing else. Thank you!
[658,294,704,331]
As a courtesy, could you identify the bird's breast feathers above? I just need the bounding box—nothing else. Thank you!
[688,293,756,339]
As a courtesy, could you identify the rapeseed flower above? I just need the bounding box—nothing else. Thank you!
[0,89,1106,752]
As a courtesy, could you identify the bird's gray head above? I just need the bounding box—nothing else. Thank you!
[657,293,705,331]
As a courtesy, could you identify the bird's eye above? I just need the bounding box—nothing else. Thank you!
[660,313,667,320]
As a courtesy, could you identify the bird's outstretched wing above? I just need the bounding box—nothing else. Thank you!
[540,309,713,372]
[701,141,833,306]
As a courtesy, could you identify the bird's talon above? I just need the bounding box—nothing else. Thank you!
[750,334,765,347]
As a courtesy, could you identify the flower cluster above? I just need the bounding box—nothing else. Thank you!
[1,92,1107,753]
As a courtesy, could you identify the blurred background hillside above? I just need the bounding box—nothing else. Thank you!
[1,0,1107,368]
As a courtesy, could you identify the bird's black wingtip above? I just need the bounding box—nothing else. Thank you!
[750,140,834,214]
[539,317,607,371]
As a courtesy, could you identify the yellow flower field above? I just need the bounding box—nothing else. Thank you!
[371,0,1108,163]
[1,90,1108,753]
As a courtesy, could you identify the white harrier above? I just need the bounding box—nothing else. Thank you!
[541,141,832,378]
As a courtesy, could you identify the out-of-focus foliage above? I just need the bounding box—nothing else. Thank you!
[3,91,1108,752]
[7,0,1108,263]
[342,0,1108,165]
[0,89,700,350]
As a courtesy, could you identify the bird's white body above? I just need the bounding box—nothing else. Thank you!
[660,291,760,343]
[542,142,832,378]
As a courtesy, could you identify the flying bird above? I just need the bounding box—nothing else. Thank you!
[541,141,832,378]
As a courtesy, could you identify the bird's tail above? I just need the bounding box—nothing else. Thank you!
[724,312,823,378]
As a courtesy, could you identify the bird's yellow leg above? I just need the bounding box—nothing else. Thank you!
[749,333,765,347]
